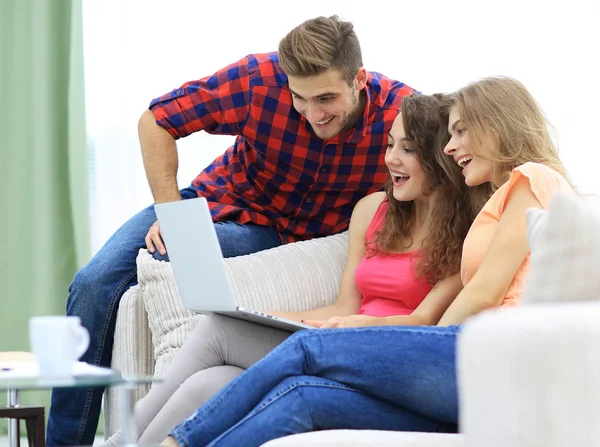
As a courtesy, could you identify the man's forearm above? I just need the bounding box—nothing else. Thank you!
[138,109,181,203]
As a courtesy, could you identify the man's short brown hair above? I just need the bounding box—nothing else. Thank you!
[278,15,363,85]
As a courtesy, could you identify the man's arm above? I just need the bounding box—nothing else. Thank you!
[140,56,256,254]
[138,109,181,204]
[138,109,182,255]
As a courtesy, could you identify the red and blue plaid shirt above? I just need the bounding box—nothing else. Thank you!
[150,52,415,243]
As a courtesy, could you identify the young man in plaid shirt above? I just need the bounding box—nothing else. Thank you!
[47,15,416,446]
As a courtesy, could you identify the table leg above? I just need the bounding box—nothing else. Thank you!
[119,383,137,446]
[7,388,20,447]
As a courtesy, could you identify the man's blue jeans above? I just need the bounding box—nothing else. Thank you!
[46,186,283,446]
[170,325,461,447]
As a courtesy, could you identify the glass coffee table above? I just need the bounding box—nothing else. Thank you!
[0,371,156,447]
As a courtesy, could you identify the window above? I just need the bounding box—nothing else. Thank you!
[83,0,600,253]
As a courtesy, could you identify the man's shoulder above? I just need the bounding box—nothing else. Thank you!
[245,52,288,88]
[366,71,416,109]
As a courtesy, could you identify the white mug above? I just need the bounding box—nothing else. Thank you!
[29,316,90,378]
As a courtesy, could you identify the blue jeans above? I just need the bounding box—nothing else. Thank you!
[170,325,461,447]
[46,186,283,446]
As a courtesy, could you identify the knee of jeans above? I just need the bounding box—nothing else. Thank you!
[67,264,124,320]
[69,264,99,296]
[264,377,317,410]
[276,376,304,390]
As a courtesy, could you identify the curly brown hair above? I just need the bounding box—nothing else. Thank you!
[370,93,475,284]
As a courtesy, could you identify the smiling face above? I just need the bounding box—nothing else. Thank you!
[444,106,498,187]
[288,68,367,140]
[385,113,428,202]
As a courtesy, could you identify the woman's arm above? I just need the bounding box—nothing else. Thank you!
[308,273,463,328]
[383,273,464,326]
[437,176,542,326]
[269,192,386,322]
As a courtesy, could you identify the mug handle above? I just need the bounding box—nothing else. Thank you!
[74,325,90,360]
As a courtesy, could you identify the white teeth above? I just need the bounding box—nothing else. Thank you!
[457,156,473,168]
[316,117,333,125]
[391,172,409,178]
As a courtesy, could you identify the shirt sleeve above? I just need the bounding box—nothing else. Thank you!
[498,162,572,213]
[148,55,253,139]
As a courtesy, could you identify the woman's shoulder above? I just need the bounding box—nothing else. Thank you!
[355,191,387,214]
[350,191,387,231]
[511,162,564,180]
[497,162,573,212]
[508,162,571,194]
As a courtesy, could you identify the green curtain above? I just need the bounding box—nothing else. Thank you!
[0,0,89,432]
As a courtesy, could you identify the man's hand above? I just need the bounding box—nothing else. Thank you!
[145,220,166,255]
[303,315,380,329]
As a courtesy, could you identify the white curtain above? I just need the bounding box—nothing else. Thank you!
[83,0,600,253]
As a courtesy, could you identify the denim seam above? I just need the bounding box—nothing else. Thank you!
[75,266,138,445]
[255,381,355,412]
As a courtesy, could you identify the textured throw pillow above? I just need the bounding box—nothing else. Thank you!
[135,249,201,377]
[521,191,600,304]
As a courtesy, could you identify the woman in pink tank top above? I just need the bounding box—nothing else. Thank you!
[161,78,576,447]
[271,94,474,329]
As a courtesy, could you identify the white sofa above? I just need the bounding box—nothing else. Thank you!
[104,192,600,446]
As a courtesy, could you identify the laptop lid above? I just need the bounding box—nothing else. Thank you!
[154,198,237,312]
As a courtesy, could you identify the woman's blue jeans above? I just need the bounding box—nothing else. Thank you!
[46,186,283,446]
[170,325,461,447]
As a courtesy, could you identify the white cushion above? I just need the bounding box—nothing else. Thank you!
[136,249,201,378]
[522,192,600,304]
[261,430,464,447]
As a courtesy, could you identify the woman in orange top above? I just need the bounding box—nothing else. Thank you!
[159,77,575,447]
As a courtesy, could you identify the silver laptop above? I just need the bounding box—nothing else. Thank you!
[154,197,312,332]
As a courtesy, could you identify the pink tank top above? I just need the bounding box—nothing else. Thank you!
[356,200,432,317]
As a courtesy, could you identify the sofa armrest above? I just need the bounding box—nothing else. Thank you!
[103,284,154,438]
[458,301,600,447]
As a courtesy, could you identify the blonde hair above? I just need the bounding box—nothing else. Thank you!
[451,76,573,188]
[278,15,363,84]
